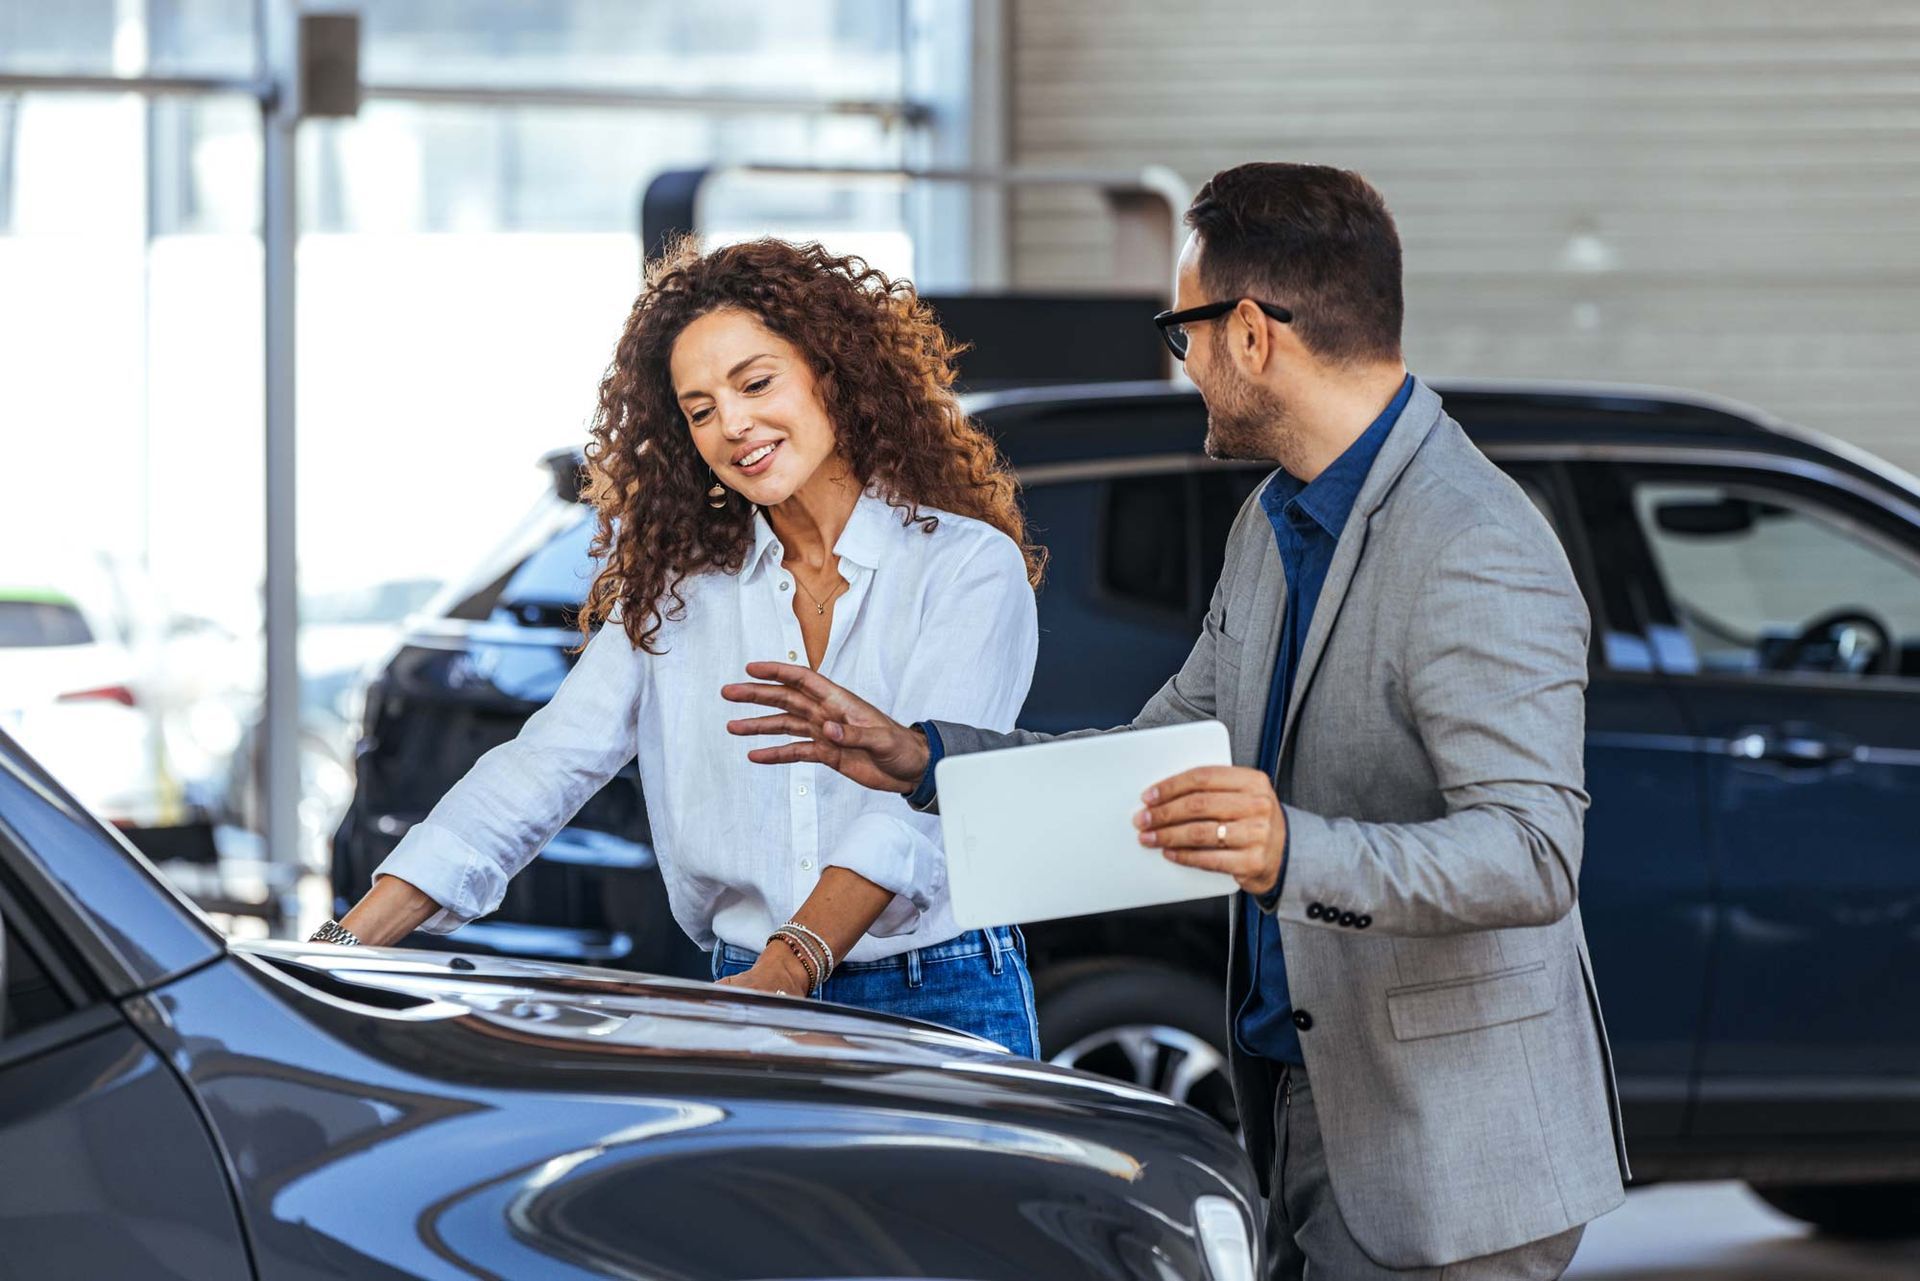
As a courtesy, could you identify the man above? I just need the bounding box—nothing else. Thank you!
[723,162,1627,1278]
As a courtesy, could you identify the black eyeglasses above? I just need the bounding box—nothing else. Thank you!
[1152,299,1292,360]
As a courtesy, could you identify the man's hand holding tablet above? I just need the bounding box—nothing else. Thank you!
[1135,765,1289,899]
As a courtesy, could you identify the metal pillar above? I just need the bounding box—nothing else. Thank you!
[260,0,301,921]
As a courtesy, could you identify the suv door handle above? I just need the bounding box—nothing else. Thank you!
[1728,730,1854,767]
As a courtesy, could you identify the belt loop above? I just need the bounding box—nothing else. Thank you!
[984,927,1005,975]
[906,946,924,989]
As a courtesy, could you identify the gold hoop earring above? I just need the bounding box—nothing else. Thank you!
[707,472,728,509]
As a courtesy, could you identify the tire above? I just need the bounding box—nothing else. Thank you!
[1037,960,1238,1134]
[1749,1181,1920,1240]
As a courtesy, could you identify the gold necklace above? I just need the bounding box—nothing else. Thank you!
[791,571,846,616]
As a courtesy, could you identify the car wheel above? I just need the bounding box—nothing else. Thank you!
[1038,961,1237,1134]
[1749,1181,1920,1240]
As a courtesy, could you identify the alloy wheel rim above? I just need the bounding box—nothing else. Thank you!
[1050,1023,1233,1122]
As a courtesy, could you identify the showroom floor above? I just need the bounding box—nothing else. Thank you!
[1568,1182,1920,1278]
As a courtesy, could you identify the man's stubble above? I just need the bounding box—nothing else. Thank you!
[1199,329,1290,465]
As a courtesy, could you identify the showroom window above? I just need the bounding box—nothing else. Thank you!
[1,0,935,925]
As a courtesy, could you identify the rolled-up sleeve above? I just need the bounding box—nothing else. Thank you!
[374,619,647,933]
[825,533,1037,935]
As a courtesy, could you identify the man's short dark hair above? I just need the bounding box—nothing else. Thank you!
[1185,162,1403,365]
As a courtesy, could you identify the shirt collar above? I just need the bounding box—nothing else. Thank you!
[1261,373,1415,539]
[741,488,895,584]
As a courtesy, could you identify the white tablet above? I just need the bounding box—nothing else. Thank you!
[937,720,1238,930]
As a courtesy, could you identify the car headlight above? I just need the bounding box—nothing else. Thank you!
[1193,1195,1255,1281]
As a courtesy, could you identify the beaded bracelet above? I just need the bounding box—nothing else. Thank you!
[771,925,829,990]
[781,920,837,979]
[768,930,819,994]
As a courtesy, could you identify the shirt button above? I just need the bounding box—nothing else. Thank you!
[779,581,790,591]
[796,785,808,796]
[800,858,815,871]
[787,650,798,660]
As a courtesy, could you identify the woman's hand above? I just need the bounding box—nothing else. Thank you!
[715,942,813,996]
[722,661,930,795]
[336,875,441,947]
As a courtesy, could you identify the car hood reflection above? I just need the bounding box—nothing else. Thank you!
[233,939,1176,1106]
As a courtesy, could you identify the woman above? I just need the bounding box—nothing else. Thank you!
[319,236,1046,1056]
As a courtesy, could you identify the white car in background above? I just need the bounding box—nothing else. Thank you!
[0,560,185,832]
[0,555,249,857]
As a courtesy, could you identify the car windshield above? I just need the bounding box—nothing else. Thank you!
[505,517,598,607]
[0,596,94,648]
[445,513,600,626]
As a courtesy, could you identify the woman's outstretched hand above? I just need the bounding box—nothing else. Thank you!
[722,661,930,795]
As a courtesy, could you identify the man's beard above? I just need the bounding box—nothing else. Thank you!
[1201,353,1287,462]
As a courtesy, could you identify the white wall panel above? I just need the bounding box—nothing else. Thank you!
[1005,0,1920,474]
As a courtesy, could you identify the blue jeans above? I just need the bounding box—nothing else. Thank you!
[710,925,1040,1058]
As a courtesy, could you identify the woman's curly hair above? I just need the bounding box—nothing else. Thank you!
[578,236,1045,653]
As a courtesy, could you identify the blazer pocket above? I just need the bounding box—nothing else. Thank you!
[1385,962,1555,1042]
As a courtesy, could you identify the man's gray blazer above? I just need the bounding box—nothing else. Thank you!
[929,379,1628,1267]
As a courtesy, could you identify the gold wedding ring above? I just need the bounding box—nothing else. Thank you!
[1216,822,1228,848]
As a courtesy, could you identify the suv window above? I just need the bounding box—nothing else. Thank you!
[1099,468,1270,616]
[1102,475,1188,611]
[1630,477,1920,681]
[1,907,77,1040]
[0,598,92,648]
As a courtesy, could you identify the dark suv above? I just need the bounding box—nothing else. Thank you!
[335,379,1920,1238]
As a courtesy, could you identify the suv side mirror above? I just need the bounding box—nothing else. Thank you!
[1655,498,1755,537]
[543,449,588,505]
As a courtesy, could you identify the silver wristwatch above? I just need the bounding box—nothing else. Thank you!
[309,919,362,946]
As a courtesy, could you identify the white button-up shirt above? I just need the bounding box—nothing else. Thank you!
[374,491,1037,962]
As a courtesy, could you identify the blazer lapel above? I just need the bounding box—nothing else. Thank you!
[1238,528,1288,764]
[1276,379,1444,756]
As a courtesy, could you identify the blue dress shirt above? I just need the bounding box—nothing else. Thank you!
[1236,373,1414,1064]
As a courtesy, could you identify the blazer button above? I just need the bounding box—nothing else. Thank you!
[1356,915,1372,929]
[1307,903,1325,920]
[1338,911,1357,928]
[1291,1009,1314,1031]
